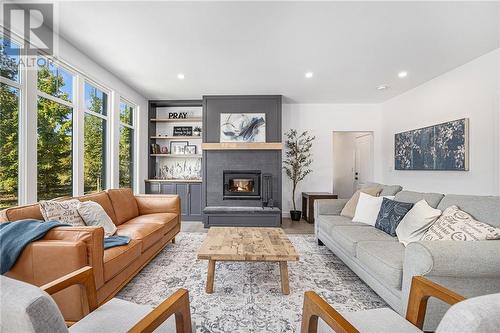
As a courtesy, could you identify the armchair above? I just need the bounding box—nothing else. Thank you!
[0,266,192,333]
[301,276,500,333]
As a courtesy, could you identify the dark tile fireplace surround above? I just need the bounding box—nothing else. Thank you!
[202,95,282,227]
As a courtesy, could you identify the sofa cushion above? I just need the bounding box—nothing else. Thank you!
[125,213,178,234]
[78,192,117,225]
[375,198,414,236]
[367,183,404,197]
[3,203,44,222]
[436,293,500,333]
[107,189,139,225]
[116,222,166,252]
[0,276,69,333]
[318,308,421,333]
[353,193,394,226]
[77,201,117,237]
[422,206,500,241]
[437,195,500,228]
[394,190,444,208]
[103,239,141,282]
[69,298,175,333]
[330,226,397,256]
[317,215,362,237]
[39,200,85,226]
[356,241,405,289]
[340,187,381,219]
[396,200,442,246]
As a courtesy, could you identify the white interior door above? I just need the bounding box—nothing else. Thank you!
[354,134,374,191]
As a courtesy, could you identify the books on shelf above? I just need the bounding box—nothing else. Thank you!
[150,143,161,154]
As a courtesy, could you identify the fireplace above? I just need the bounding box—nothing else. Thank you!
[223,170,261,200]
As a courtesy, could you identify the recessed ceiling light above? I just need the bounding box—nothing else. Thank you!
[398,71,408,78]
[305,72,314,79]
[177,73,185,80]
[377,84,389,90]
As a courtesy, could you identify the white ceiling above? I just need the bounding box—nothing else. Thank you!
[56,1,500,103]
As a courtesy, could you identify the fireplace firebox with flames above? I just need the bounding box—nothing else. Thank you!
[223,170,261,200]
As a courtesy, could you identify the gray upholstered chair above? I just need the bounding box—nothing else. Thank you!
[0,266,192,333]
[301,276,500,333]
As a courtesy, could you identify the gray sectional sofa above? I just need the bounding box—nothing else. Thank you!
[314,185,500,330]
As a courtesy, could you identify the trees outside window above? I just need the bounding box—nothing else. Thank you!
[0,37,21,208]
[1,35,137,207]
[37,60,74,200]
[84,83,108,193]
[119,101,134,189]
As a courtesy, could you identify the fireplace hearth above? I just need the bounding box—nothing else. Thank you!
[223,170,261,200]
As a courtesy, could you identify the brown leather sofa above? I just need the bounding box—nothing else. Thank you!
[0,188,180,322]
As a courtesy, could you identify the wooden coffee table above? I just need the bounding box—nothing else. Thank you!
[197,227,299,295]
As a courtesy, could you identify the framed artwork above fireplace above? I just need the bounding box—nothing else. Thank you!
[220,113,266,143]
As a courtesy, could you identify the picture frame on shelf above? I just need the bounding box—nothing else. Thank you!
[185,144,197,155]
[173,126,193,136]
[170,141,189,154]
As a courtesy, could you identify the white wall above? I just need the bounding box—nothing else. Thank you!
[380,49,500,195]
[281,104,382,213]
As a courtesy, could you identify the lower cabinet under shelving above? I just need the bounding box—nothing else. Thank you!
[146,182,202,221]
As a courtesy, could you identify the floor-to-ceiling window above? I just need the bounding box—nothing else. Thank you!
[119,100,135,189]
[84,82,108,193]
[36,57,75,200]
[0,37,21,209]
[0,33,140,207]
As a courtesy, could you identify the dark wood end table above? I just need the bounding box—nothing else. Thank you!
[301,192,338,223]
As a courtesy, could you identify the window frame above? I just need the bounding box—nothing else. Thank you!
[83,79,111,193]
[35,56,77,200]
[0,31,141,207]
[118,98,136,190]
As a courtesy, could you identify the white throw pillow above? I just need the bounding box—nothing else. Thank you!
[39,199,85,226]
[396,200,442,246]
[77,201,117,237]
[352,193,394,226]
[422,205,500,241]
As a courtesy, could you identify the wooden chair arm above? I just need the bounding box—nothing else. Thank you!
[128,288,192,333]
[40,266,98,313]
[301,291,359,333]
[406,276,465,329]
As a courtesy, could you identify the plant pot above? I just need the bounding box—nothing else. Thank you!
[290,210,302,221]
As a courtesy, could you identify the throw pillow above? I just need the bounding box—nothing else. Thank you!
[340,187,382,218]
[422,205,500,241]
[77,201,117,237]
[352,192,395,226]
[39,199,85,226]
[375,198,414,236]
[396,200,442,246]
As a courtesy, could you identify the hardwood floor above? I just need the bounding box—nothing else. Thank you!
[181,218,314,234]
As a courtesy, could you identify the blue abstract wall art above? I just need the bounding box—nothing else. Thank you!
[395,118,469,171]
[220,113,266,142]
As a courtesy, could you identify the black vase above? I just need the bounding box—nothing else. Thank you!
[290,210,302,221]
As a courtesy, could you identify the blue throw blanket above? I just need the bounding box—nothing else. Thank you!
[104,235,130,249]
[0,219,69,274]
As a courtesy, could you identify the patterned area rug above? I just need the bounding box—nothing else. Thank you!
[117,232,386,333]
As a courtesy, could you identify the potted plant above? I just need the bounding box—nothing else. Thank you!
[283,129,315,221]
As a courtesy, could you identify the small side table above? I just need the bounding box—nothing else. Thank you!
[301,192,338,223]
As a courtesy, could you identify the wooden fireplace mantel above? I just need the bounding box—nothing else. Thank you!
[201,142,283,150]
